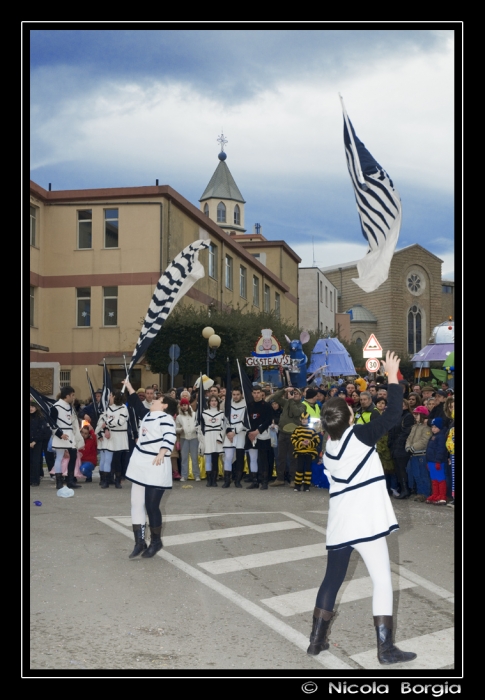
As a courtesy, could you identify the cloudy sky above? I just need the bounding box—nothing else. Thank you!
[29,26,456,280]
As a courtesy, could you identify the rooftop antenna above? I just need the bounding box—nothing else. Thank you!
[313,237,316,267]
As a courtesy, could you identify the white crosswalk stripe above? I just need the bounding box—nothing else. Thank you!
[261,572,417,616]
[97,509,454,670]
[350,628,455,670]
[157,520,303,547]
[199,542,327,574]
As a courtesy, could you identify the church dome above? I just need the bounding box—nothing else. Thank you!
[346,304,377,323]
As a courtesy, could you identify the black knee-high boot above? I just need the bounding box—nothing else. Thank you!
[374,615,417,664]
[141,526,163,558]
[129,524,147,558]
[307,608,335,655]
[221,471,232,488]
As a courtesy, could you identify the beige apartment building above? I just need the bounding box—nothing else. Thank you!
[30,175,299,397]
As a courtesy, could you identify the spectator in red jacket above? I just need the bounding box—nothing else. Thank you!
[79,425,98,481]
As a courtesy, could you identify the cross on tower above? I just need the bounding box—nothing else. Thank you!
[217,132,228,151]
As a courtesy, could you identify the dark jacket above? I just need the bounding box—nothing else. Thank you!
[388,411,414,459]
[426,430,448,463]
[30,414,52,443]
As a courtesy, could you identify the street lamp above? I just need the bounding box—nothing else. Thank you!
[202,326,221,377]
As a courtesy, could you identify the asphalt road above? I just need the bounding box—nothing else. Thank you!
[28,473,457,678]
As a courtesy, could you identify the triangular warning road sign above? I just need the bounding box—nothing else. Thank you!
[363,334,382,353]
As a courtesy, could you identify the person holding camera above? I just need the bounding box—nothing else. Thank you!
[268,385,304,487]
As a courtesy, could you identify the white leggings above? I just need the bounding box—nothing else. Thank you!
[352,538,394,615]
[247,448,258,473]
[224,447,236,471]
[99,451,113,472]
[131,482,147,524]
[317,537,393,615]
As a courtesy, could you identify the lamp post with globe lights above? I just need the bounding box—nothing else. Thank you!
[202,326,221,377]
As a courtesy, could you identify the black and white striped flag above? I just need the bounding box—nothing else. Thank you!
[85,369,101,423]
[340,95,402,293]
[126,239,210,376]
[101,359,112,412]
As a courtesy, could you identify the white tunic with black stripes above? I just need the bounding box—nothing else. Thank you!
[51,399,83,449]
[200,408,224,454]
[222,400,247,449]
[125,411,176,488]
[323,383,403,551]
[104,404,129,452]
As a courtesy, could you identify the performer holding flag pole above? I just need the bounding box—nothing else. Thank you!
[307,351,417,665]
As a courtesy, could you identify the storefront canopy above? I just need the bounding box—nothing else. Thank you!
[308,338,356,377]
[411,344,454,363]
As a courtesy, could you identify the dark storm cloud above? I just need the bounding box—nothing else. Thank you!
[30,28,449,103]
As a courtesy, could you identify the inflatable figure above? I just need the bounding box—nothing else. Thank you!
[285,331,310,388]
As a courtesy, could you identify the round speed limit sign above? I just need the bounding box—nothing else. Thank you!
[366,358,380,373]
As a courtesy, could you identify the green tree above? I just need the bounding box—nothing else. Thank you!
[145,305,331,381]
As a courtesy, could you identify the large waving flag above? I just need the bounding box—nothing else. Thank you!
[340,95,402,293]
[126,239,210,376]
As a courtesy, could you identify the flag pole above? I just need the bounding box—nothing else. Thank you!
[339,93,366,188]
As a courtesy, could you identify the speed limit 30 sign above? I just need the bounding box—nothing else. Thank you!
[366,358,380,373]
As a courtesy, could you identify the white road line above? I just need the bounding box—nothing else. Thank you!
[261,573,417,617]
[390,563,454,601]
[111,511,283,527]
[161,520,303,546]
[111,514,233,526]
[95,516,353,669]
[281,511,327,535]
[350,627,455,670]
[198,543,328,574]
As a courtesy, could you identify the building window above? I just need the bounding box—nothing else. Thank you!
[320,280,323,301]
[408,305,422,354]
[264,284,270,312]
[60,370,71,388]
[103,286,118,326]
[325,286,328,307]
[442,285,453,294]
[253,276,260,307]
[30,207,37,246]
[30,286,35,327]
[225,255,233,289]
[330,290,333,311]
[234,204,240,225]
[355,337,363,349]
[104,209,119,248]
[275,292,280,318]
[208,243,217,279]
[240,265,247,299]
[217,202,226,223]
[204,203,209,216]
[77,210,92,249]
[407,273,421,293]
[76,287,91,327]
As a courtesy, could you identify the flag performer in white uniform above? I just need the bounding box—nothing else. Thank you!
[122,379,177,559]
[307,351,417,665]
